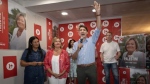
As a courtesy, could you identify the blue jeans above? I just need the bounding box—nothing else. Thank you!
[103,63,119,84]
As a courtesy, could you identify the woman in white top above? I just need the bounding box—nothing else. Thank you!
[44,37,70,84]
[10,13,26,50]
[66,39,77,84]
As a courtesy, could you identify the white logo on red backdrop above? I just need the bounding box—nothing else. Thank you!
[90,29,95,35]
[102,28,109,35]
[114,22,119,28]
[68,31,73,37]
[3,56,17,79]
[60,27,64,32]
[34,24,42,40]
[0,0,2,5]
[49,22,51,25]
[68,24,73,30]
[114,35,119,40]
[48,29,52,40]
[102,76,106,83]
[102,20,109,27]
[90,22,96,28]
[102,37,107,42]
[36,29,40,35]
[123,71,126,74]
[60,38,64,43]
[6,62,15,70]
[119,68,130,84]
[102,69,105,75]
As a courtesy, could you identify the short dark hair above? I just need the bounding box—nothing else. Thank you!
[106,32,112,35]
[79,25,88,31]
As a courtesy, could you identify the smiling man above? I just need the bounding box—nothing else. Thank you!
[72,1,101,84]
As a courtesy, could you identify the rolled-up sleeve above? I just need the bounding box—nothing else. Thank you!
[92,28,101,44]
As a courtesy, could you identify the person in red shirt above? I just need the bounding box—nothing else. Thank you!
[44,37,70,84]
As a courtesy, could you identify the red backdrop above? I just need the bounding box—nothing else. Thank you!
[59,18,121,84]
[0,0,9,49]
[46,18,52,49]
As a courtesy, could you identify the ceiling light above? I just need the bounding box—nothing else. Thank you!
[61,12,68,15]
[92,9,96,12]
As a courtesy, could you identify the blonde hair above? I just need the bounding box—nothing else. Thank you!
[51,37,62,49]
[125,37,139,51]
[15,12,26,28]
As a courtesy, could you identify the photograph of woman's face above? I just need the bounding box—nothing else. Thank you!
[136,76,146,84]
[126,39,137,52]
[17,16,25,30]
[54,39,61,48]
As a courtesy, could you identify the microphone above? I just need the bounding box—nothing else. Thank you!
[80,38,83,49]
[80,39,83,43]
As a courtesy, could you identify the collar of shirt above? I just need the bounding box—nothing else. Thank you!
[32,49,40,53]
[78,38,88,43]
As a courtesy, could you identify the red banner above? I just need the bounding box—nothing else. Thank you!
[34,24,42,40]
[3,56,17,79]
[119,68,130,84]
[46,18,52,49]
[0,0,9,49]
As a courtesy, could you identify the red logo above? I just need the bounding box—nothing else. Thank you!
[3,56,17,79]
[34,24,42,40]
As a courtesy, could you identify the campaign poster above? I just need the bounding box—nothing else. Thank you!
[3,56,17,79]
[8,0,26,50]
[119,34,146,68]
[0,0,9,49]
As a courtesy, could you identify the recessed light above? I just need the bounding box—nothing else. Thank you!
[92,9,96,12]
[61,12,68,15]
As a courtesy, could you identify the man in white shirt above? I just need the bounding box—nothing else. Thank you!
[100,32,121,84]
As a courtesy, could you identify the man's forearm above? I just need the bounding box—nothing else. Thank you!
[96,15,101,30]
[100,53,103,59]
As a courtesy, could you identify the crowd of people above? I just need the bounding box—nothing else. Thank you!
[18,1,148,84]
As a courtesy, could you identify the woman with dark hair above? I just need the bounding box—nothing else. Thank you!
[120,37,145,68]
[10,13,26,49]
[44,37,70,84]
[66,39,77,84]
[20,36,46,84]
[136,75,147,84]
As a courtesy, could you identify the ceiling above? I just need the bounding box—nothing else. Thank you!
[13,0,150,24]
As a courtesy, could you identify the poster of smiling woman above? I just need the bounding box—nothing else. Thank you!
[119,34,146,69]
[8,0,26,50]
